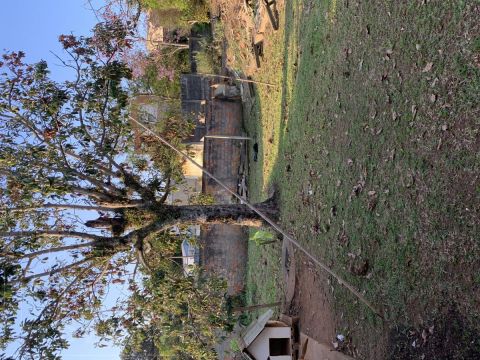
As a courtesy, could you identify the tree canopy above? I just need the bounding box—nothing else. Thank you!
[0,18,275,359]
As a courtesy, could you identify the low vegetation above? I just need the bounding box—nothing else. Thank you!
[140,0,210,28]
[240,0,480,358]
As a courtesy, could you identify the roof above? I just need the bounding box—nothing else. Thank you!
[240,309,274,349]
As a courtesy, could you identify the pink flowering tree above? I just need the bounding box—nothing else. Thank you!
[88,0,189,94]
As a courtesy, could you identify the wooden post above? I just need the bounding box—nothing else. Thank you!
[189,72,277,88]
[232,301,282,314]
[204,135,251,140]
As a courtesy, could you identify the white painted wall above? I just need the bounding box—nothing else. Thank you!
[247,327,292,360]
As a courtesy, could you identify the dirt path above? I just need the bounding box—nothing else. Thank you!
[290,251,336,344]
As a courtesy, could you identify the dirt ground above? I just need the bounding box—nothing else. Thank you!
[284,244,387,359]
[210,0,285,76]
[289,250,336,344]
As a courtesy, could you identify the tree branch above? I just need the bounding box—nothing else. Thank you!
[65,150,118,178]
[158,176,171,204]
[0,230,107,242]
[17,256,95,284]
[2,231,133,261]
[60,166,125,198]
[17,266,91,359]
[6,241,100,260]
[1,202,144,213]
[69,185,118,203]
[91,258,111,296]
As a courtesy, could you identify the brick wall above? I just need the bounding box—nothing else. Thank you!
[200,224,248,296]
[200,98,248,295]
[203,99,245,203]
[180,77,248,296]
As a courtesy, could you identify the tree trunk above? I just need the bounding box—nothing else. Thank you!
[161,198,278,228]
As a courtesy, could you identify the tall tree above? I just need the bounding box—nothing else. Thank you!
[0,19,275,358]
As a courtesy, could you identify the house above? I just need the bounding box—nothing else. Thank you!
[181,238,200,274]
[240,310,293,360]
[129,93,205,276]
[167,141,203,206]
[179,72,250,295]
[130,77,249,294]
[139,10,251,295]
[129,94,204,206]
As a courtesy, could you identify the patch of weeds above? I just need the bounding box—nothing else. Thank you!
[249,229,277,245]
[229,338,241,353]
[244,229,282,323]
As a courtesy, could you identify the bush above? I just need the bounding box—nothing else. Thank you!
[130,49,189,98]
[142,0,209,27]
[193,26,224,74]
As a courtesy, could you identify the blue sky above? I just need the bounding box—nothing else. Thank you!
[0,1,122,358]
[0,0,102,79]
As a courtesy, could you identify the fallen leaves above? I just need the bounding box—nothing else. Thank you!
[422,62,434,73]
[350,180,365,200]
[392,110,398,120]
[338,229,349,246]
[367,190,378,211]
[404,171,415,188]
[348,251,370,276]
[411,105,418,121]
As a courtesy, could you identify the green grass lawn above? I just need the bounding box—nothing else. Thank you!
[240,0,480,358]
[243,229,283,321]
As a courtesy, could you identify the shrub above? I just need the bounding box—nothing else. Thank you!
[142,0,209,27]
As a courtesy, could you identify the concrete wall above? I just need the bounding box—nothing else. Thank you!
[200,98,248,296]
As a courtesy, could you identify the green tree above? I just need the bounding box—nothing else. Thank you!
[140,0,209,26]
[116,245,233,360]
[120,326,160,360]
[0,19,275,359]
